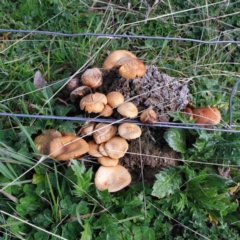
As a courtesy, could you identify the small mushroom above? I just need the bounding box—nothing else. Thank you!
[49,135,89,161]
[118,122,142,140]
[80,122,96,136]
[98,142,109,156]
[116,57,146,79]
[97,156,119,167]
[88,140,103,157]
[102,50,146,79]
[67,77,80,93]
[34,129,62,155]
[104,136,128,159]
[80,92,107,113]
[70,86,92,101]
[94,165,131,192]
[192,107,221,126]
[100,104,113,117]
[93,123,117,144]
[81,68,102,89]
[140,109,157,124]
[107,91,125,108]
[117,102,138,118]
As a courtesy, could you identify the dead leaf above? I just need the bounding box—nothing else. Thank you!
[228,183,240,195]
[218,167,230,179]
[34,70,47,89]
[207,211,218,226]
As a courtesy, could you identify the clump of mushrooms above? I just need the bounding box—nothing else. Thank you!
[34,131,89,161]
[102,50,146,79]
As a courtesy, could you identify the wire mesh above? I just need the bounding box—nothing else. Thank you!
[1,29,240,133]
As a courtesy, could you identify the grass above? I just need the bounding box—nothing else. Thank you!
[1,0,240,239]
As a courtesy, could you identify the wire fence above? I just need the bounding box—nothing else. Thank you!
[1,28,240,133]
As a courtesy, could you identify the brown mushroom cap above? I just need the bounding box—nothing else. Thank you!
[67,77,80,93]
[80,92,107,113]
[34,129,62,155]
[100,104,114,117]
[88,140,103,157]
[70,86,91,101]
[81,68,102,89]
[80,122,96,136]
[102,50,146,79]
[98,142,108,156]
[97,156,119,167]
[104,136,128,159]
[102,50,137,69]
[117,102,138,118]
[49,135,89,161]
[192,107,221,125]
[107,91,125,108]
[117,57,146,79]
[94,165,131,192]
[140,109,157,124]
[93,123,117,144]
[118,122,142,140]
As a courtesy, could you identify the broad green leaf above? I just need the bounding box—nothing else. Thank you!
[152,168,182,198]
[164,128,186,153]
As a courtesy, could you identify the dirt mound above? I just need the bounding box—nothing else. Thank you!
[102,65,189,182]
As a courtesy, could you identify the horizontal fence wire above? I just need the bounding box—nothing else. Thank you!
[0,112,240,133]
[1,29,240,44]
[1,28,240,133]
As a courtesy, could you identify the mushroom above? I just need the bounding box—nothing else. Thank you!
[97,156,119,167]
[192,107,221,126]
[100,104,113,117]
[107,91,125,108]
[140,109,157,124]
[104,136,128,159]
[88,140,103,157]
[67,77,80,93]
[117,102,138,118]
[118,122,142,140]
[102,50,146,79]
[98,142,109,156]
[49,135,89,161]
[80,92,107,113]
[70,86,91,101]
[34,129,62,155]
[116,57,146,79]
[80,122,96,136]
[94,165,131,192]
[81,68,102,89]
[93,123,117,144]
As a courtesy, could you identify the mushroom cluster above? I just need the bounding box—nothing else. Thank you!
[34,48,223,190]
[102,50,146,79]
[34,130,89,161]
[81,121,142,192]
